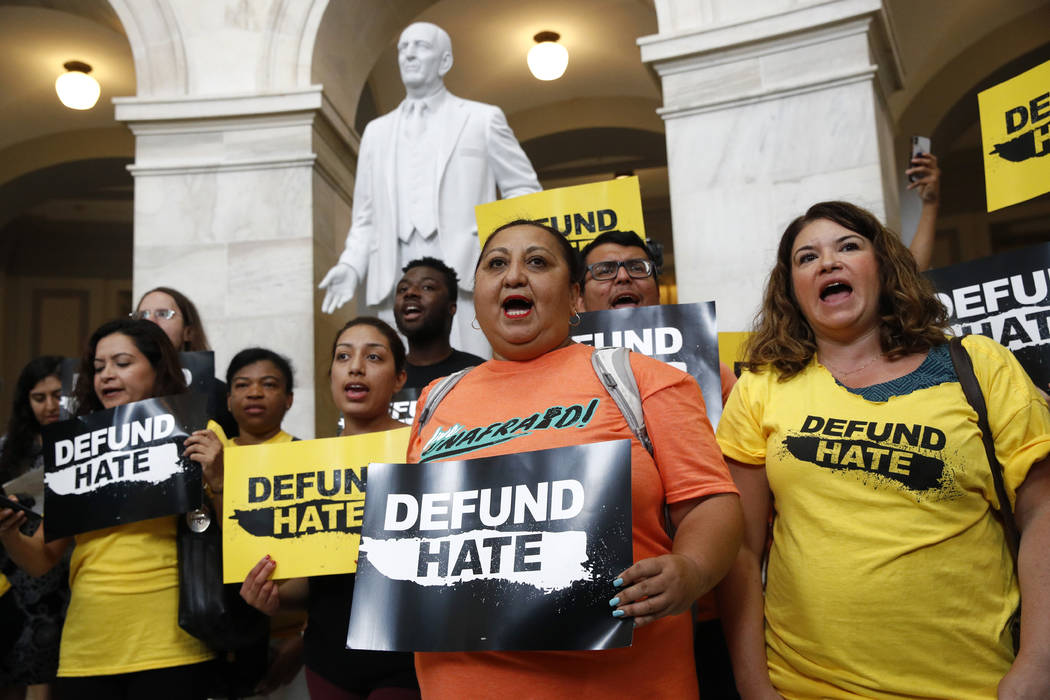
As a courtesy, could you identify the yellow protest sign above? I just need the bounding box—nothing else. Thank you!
[222,428,410,583]
[476,176,645,249]
[718,331,751,375]
[978,59,1050,211]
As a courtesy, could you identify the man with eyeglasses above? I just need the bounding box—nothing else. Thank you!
[577,229,741,699]
[577,230,661,311]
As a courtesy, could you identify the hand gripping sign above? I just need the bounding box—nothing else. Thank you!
[347,440,633,652]
[222,428,410,583]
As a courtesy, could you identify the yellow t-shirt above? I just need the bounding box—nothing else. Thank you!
[0,572,10,598]
[59,516,214,676]
[716,335,1050,699]
[218,428,294,449]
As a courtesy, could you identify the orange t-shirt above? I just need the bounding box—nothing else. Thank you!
[407,343,737,699]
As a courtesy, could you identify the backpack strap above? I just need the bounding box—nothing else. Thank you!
[591,347,676,536]
[417,368,473,430]
[590,347,654,456]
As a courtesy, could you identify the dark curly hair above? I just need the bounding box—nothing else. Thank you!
[745,201,948,379]
[0,356,62,482]
[75,319,188,415]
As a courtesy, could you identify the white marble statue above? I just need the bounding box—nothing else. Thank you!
[319,22,542,357]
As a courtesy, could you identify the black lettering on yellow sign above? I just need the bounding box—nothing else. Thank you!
[247,466,365,503]
[534,209,618,248]
[993,91,1050,163]
[230,498,364,539]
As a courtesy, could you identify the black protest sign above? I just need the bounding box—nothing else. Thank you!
[926,243,1050,388]
[59,351,214,418]
[572,302,723,425]
[347,440,633,652]
[41,393,207,539]
[389,387,421,426]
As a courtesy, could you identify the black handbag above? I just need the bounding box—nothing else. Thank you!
[176,498,269,697]
[948,336,1022,651]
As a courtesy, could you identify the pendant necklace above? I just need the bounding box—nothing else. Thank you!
[821,352,881,377]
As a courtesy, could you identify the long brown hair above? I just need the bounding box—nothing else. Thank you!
[745,201,948,379]
[136,286,211,351]
[75,319,188,415]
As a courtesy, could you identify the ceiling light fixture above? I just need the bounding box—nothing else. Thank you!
[527,31,568,81]
[55,61,101,110]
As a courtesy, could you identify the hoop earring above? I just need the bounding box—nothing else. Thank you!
[569,310,581,327]
[471,317,481,330]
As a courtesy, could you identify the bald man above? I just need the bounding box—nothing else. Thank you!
[319,22,541,357]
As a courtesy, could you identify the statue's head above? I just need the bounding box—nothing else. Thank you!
[398,22,453,95]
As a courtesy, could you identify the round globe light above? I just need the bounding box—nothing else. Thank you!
[55,62,101,110]
[527,33,568,81]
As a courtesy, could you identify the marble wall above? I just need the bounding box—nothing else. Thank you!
[641,0,902,332]
[115,88,322,437]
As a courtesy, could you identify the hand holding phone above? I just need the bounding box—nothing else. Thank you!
[0,494,41,523]
[908,136,931,182]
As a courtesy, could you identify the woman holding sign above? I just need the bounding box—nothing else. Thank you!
[0,319,218,699]
[716,201,1050,698]
[240,318,419,699]
[404,220,742,698]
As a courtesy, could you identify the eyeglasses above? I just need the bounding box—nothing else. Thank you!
[585,259,654,281]
[130,309,178,321]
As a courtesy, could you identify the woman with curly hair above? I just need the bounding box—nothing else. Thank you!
[716,201,1050,698]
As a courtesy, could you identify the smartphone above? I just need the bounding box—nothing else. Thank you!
[0,494,42,521]
[908,136,931,182]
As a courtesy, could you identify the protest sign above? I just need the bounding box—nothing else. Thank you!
[60,351,215,418]
[719,331,750,378]
[476,177,645,249]
[347,440,633,652]
[978,59,1050,211]
[572,302,723,425]
[389,387,422,426]
[41,393,207,540]
[926,242,1050,387]
[222,427,410,583]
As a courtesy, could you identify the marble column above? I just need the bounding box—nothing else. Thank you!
[110,0,342,438]
[640,0,903,333]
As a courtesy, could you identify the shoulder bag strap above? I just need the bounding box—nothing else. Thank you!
[948,336,1020,562]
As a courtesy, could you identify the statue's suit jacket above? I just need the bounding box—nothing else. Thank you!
[338,93,541,305]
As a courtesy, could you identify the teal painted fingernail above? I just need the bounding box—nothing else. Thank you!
[612,609,625,618]
[608,597,619,607]
[612,577,623,587]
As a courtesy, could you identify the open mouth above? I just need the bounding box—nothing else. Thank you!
[101,387,124,398]
[344,382,369,401]
[610,292,642,309]
[819,282,853,302]
[401,303,423,321]
[502,296,533,319]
